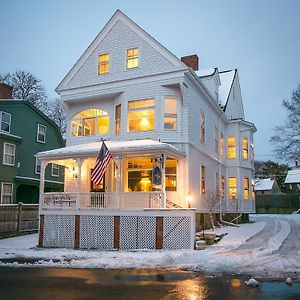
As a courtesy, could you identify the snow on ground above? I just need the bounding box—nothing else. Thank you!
[0,214,300,281]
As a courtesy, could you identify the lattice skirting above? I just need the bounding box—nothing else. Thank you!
[40,213,194,250]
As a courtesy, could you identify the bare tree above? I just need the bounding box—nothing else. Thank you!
[48,98,67,138]
[270,84,300,162]
[202,191,220,229]
[0,70,48,114]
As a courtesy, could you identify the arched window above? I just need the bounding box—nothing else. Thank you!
[71,109,109,137]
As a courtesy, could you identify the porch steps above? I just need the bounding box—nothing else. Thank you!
[166,199,182,209]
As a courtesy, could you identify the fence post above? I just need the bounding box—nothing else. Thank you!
[16,202,23,235]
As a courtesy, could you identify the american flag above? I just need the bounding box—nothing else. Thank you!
[91,141,112,185]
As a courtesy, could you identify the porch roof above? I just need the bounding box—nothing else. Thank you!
[36,139,185,161]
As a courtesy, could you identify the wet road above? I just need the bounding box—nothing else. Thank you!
[0,267,299,300]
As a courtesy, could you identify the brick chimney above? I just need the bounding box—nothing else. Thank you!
[181,54,199,71]
[0,83,13,99]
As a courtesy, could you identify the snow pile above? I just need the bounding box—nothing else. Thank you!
[0,215,300,281]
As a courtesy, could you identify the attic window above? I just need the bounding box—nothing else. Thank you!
[98,53,110,75]
[127,48,139,69]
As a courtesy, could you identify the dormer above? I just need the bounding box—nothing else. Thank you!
[196,68,221,104]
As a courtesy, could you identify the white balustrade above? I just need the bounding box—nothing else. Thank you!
[42,192,162,210]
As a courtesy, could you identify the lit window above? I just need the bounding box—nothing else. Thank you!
[221,176,225,199]
[220,132,224,157]
[127,158,153,192]
[0,111,11,133]
[127,99,155,132]
[227,136,236,159]
[98,53,110,75]
[228,177,236,200]
[127,48,139,69]
[35,157,41,174]
[71,109,109,137]
[164,98,177,130]
[115,104,121,135]
[3,142,15,166]
[1,182,13,204]
[37,124,46,143]
[252,179,255,200]
[200,112,205,143]
[166,158,177,191]
[201,165,206,194]
[215,127,219,154]
[244,178,249,200]
[243,138,248,160]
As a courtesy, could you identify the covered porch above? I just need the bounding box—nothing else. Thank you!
[37,140,187,211]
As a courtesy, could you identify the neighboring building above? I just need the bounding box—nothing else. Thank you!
[285,168,300,195]
[0,84,64,204]
[37,10,256,250]
[255,178,281,195]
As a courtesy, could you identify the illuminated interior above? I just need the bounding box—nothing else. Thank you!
[166,158,177,191]
[243,138,248,160]
[201,165,206,194]
[227,136,236,158]
[164,98,177,130]
[244,177,249,200]
[252,179,255,200]
[127,99,155,132]
[127,48,139,69]
[98,53,110,74]
[115,104,121,135]
[228,177,236,200]
[71,109,109,137]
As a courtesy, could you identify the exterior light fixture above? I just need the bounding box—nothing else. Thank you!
[70,166,78,179]
[187,193,193,208]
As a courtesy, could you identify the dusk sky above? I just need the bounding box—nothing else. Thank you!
[1,0,299,163]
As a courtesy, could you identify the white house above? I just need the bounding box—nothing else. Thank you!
[36,10,256,250]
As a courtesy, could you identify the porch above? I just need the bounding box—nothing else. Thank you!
[37,140,187,211]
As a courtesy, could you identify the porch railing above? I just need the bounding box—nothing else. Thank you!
[42,192,162,210]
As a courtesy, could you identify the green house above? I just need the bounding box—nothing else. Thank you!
[0,91,64,204]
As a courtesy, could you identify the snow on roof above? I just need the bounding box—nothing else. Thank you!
[195,68,216,77]
[285,169,300,184]
[219,70,235,107]
[255,178,275,191]
[37,139,184,159]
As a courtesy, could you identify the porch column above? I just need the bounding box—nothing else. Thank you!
[76,158,83,210]
[161,154,166,208]
[39,160,48,211]
[114,155,122,209]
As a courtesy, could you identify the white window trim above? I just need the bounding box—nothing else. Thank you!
[51,163,59,177]
[37,124,46,143]
[126,47,139,70]
[3,142,15,166]
[1,182,13,204]
[35,157,41,174]
[0,111,11,133]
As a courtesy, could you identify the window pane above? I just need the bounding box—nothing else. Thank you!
[83,118,95,136]
[228,136,236,158]
[166,158,177,191]
[229,177,236,200]
[97,116,109,134]
[128,110,154,132]
[243,138,248,160]
[127,48,139,69]
[128,99,154,109]
[164,98,177,130]
[115,104,121,135]
[98,54,110,75]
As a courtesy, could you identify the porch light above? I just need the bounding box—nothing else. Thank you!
[187,193,193,208]
[70,166,78,179]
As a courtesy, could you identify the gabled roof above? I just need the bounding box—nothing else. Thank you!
[56,9,187,92]
[219,69,236,108]
[285,169,300,184]
[255,178,275,191]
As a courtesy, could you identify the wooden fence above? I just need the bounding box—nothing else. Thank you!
[0,203,39,238]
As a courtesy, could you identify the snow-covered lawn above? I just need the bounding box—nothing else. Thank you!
[0,214,300,281]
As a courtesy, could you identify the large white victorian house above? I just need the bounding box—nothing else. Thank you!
[37,10,256,250]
